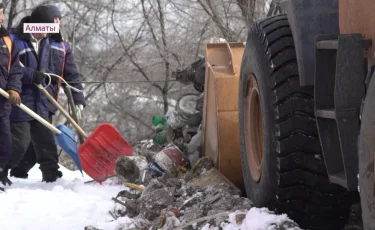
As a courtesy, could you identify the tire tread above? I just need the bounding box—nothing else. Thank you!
[248,14,352,229]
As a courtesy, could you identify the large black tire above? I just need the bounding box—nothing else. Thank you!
[358,72,375,230]
[238,14,352,229]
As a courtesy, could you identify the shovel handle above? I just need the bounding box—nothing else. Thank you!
[0,88,62,135]
[63,86,86,144]
[36,84,89,139]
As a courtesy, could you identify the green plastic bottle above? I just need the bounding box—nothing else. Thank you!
[152,115,167,127]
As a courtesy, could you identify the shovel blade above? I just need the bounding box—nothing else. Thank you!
[55,124,83,174]
[78,123,133,181]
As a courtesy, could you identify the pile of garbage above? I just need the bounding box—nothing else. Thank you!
[83,145,301,230]
[84,66,301,229]
[112,155,253,229]
[84,152,300,230]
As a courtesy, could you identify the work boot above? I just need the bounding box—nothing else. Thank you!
[42,169,63,183]
[10,167,29,179]
[0,168,12,189]
[57,170,63,178]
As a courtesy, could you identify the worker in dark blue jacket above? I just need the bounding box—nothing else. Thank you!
[45,4,86,114]
[6,6,61,183]
[10,4,86,180]
[0,2,23,190]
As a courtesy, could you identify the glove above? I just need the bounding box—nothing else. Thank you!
[7,90,21,105]
[75,104,84,120]
[42,69,59,85]
[50,75,59,85]
[32,70,46,85]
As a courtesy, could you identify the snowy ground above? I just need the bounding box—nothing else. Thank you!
[0,164,133,230]
[0,164,300,230]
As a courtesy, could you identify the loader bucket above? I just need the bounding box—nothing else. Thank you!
[78,123,133,181]
[339,0,375,68]
[201,42,245,189]
[339,0,375,193]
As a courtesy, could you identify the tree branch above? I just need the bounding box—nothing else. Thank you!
[103,84,154,131]
[111,0,162,91]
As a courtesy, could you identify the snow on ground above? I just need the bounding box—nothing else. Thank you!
[0,164,131,230]
[202,209,300,230]
[0,164,299,230]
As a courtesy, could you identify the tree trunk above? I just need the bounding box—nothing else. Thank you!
[7,0,18,30]
[162,89,169,114]
[236,0,256,27]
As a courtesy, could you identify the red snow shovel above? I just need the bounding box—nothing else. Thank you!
[36,79,134,182]
[78,123,134,181]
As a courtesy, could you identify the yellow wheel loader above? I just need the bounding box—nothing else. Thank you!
[201,0,375,229]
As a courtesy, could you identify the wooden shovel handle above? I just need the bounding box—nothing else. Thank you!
[36,84,88,139]
[63,85,86,144]
[0,88,62,135]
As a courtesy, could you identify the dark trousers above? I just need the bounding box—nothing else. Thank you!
[0,115,11,170]
[10,143,36,176]
[8,116,59,172]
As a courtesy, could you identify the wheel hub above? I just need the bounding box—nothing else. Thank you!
[244,75,264,182]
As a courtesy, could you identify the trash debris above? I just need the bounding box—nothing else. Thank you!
[115,156,149,184]
[84,226,103,230]
[100,154,254,230]
[152,115,167,127]
[148,161,165,176]
[191,156,215,176]
[235,213,246,224]
[188,168,238,190]
[152,119,169,147]
[148,92,203,154]
[123,182,145,191]
[84,137,302,230]
[185,127,202,166]
[175,94,202,127]
[153,144,190,173]
[172,57,206,92]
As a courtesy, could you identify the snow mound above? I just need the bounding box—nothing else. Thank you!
[202,208,301,230]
